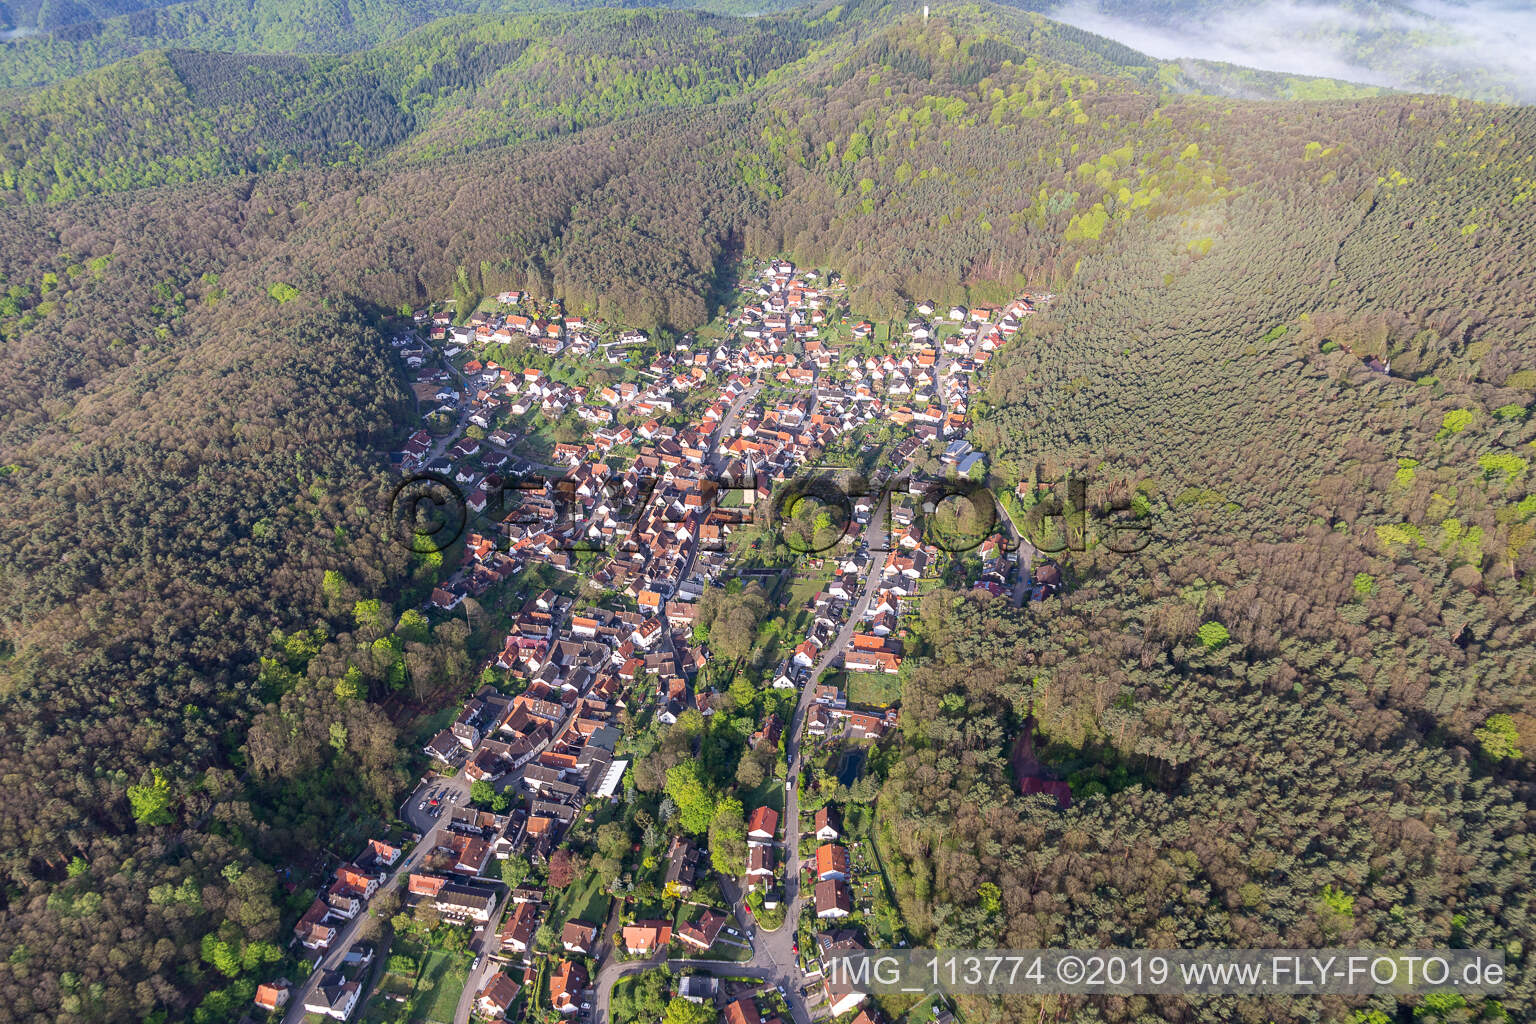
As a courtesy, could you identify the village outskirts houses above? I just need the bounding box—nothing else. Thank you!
[343,264,1043,1023]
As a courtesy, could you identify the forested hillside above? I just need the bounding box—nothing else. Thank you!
[0,0,1373,197]
[0,0,567,83]
[0,2,1531,1022]
[880,93,1536,1023]
[0,0,816,89]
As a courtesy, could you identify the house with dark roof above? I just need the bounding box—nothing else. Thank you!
[815,879,852,918]
[561,920,598,954]
[676,909,728,950]
[477,972,522,1018]
[747,843,776,884]
[302,971,360,1020]
[663,836,700,894]
[813,806,842,842]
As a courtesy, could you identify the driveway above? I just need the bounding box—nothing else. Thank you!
[991,498,1036,607]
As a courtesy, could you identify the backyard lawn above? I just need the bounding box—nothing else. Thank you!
[359,946,471,1024]
[419,949,471,1024]
[553,866,612,936]
[846,671,902,708]
[702,936,755,962]
[741,771,785,820]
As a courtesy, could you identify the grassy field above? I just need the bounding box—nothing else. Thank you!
[419,949,471,1024]
[553,866,612,937]
[359,946,470,1024]
[783,567,834,637]
[703,936,755,961]
[846,671,901,708]
[573,879,612,928]
[741,770,785,820]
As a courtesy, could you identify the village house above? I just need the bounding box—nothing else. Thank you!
[815,843,851,881]
[293,898,337,951]
[302,971,360,1020]
[814,805,843,842]
[676,908,728,950]
[477,972,522,1019]
[561,920,598,954]
[253,980,291,1013]
[664,836,700,894]
[815,879,853,919]
[550,960,588,1015]
[621,920,673,954]
[818,931,870,1014]
[746,806,778,845]
[725,997,762,1024]
[747,843,776,886]
[499,899,540,954]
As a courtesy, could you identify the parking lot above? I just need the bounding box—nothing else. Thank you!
[400,773,471,834]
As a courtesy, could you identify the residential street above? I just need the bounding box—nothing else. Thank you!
[594,958,784,1024]
[422,347,475,464]
[280,814,449,1024]
[991,498,1036,607]
[452,886,511,1024]
[592,490,890,1024]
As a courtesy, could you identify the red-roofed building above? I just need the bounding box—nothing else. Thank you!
[551,960,588,1015]
[621,920,673,954]
[725,997,762,1024]
[254,980,291,1012]
[746,806,778,844]
[477,972,522,1018]
[815,844,851,881]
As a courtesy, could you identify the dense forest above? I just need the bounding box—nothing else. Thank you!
[0,0,819,89]
[0,1,1531,1021]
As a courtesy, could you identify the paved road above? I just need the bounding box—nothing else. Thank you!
[453,886,511,1024]
[595,958,781,1023]
[991,498,1036,607]
[416,340,475,465]
[281,816,451,1024]
[707,381,763,476]
[401,773,471,837]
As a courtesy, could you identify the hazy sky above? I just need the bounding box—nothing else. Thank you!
[1046,0,1536,101]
